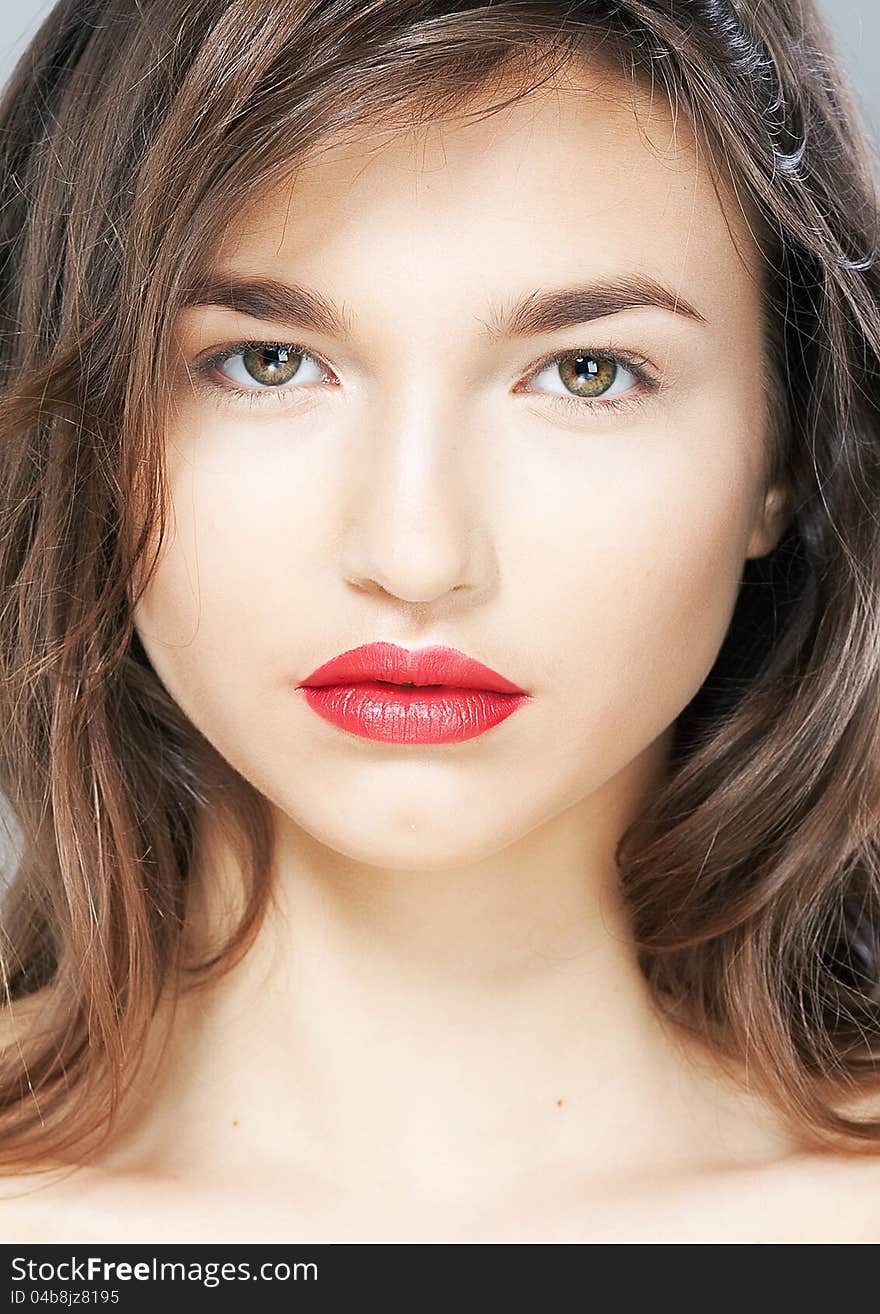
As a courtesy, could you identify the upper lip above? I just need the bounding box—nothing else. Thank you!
[298,642,527,694]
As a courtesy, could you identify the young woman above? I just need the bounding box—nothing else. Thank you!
[1,0,879,1243]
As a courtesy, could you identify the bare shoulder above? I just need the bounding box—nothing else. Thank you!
[791,1094,880,1242]
[0,1168,80,1243]
[0,1161,149,1244]
[795,1154,880,1242]
[721,1149,880,1243]
[570,1150,880,1243]
[702,1086,880,1242]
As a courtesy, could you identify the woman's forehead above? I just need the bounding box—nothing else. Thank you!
[208,66,764,324]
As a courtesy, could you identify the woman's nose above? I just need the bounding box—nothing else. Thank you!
[336,399,497,608]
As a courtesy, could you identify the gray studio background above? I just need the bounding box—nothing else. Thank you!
[0,0,878,882]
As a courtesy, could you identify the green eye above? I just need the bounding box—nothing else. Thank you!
[557,354,619,397]
[238,344,304,386]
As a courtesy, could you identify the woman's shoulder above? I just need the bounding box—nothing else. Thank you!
[663,1087,880,1243]
[543,1151,880,1243]
[785,1098,880,1241]
[718,1151,880,1243]
[0,1161,149,1244]
[0,1168,76,1243]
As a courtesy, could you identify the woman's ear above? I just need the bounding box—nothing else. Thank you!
[745,484,793,560]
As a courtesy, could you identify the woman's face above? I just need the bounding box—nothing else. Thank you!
[133,64,786,869]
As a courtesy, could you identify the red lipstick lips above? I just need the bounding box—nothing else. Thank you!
[297,641,529,744]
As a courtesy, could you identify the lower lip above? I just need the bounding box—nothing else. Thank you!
[297,680,528,744]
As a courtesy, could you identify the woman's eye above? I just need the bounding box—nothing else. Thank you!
[523,351,645,405]
[209,342,328,391]
[187,340,337,410]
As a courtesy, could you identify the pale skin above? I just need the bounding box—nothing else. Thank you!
[2,59,880,1242]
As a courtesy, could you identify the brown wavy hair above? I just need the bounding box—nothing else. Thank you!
[1,0,879,1174]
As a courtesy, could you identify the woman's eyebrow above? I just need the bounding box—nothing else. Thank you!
[182,274,351,337]
[181,271,707,338]
[483,275,708,338]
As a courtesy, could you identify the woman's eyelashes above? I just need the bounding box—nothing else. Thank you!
[516,348,658,417]
[191,341,333,410]
[189,339,661,417]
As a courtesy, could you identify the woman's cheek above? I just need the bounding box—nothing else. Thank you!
[609,478,753,721]
[531,438,756,746]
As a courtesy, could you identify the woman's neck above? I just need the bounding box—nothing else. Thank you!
[90,724,798,1206]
